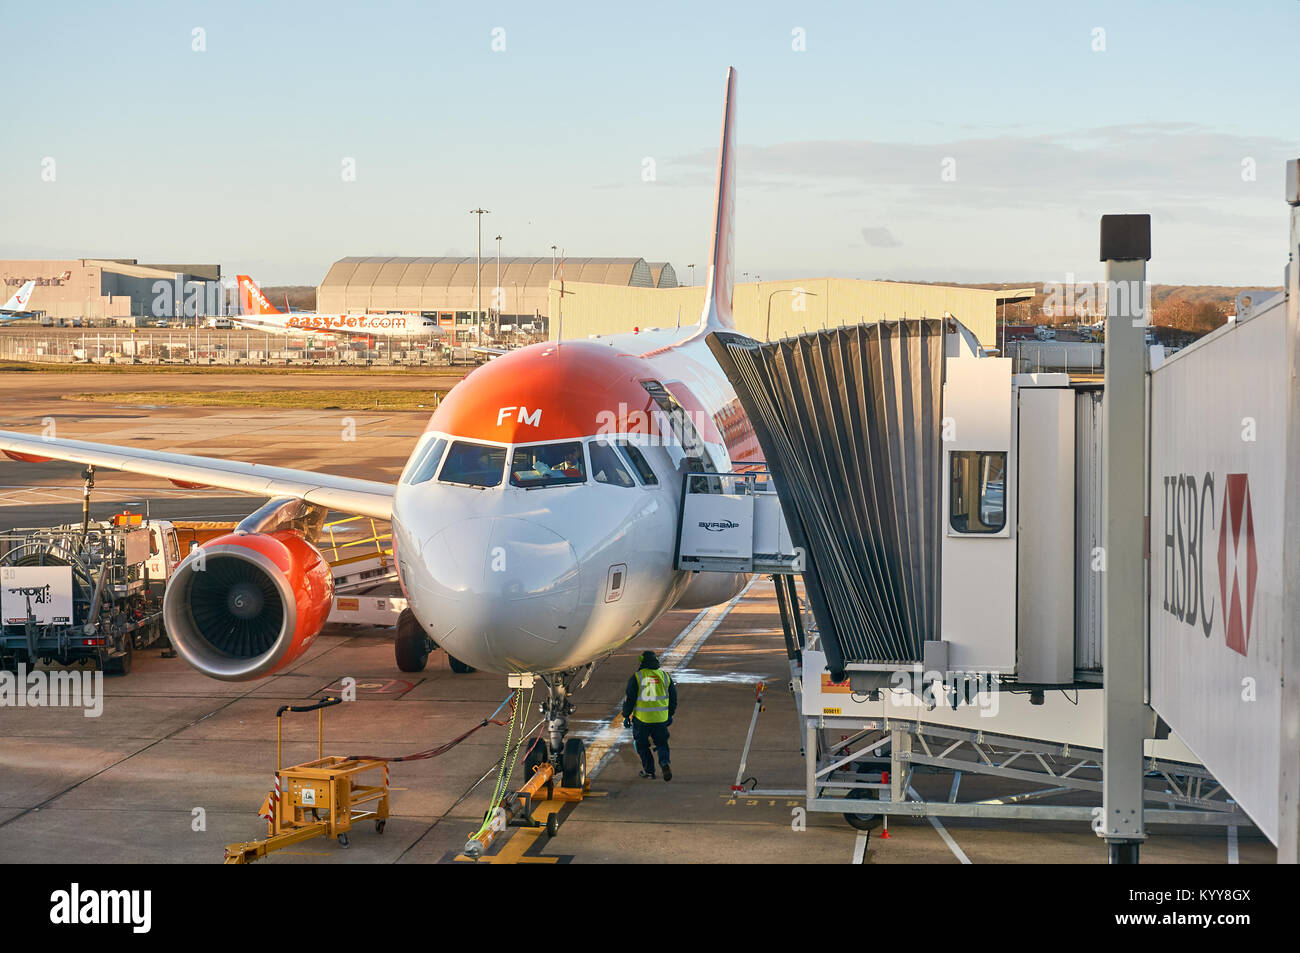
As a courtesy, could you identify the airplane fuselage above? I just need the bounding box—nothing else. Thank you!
[390,326,759,675]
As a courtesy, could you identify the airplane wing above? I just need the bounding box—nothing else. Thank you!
[0,430,394,520]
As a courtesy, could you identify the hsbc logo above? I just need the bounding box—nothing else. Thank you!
[1217,473,1257,657]
[1160,471,1257,657]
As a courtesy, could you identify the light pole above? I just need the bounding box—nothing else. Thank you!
[765,287,816,342]
[470,208,491,343]
[495,234,502,338]
[551,245,557,280]
[688,263,695,287]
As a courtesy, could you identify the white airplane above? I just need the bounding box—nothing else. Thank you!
[0,281,37,321]
[234,275,443,340]
[0,67,756,776]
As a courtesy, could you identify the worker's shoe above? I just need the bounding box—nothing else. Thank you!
[639,770,655,779]
[662,764,672,782]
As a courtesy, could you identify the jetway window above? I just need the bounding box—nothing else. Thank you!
[590,439,635,488]
[440,441,507,488]
[510,441,587,488]
[950,451,1006,534]
[402,437,448,485]
[613,439,658,486]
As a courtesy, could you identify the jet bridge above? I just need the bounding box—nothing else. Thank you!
[707,320,945,683]
[698,312,1250,842]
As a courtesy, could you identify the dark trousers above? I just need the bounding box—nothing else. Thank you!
[632,719,670,774]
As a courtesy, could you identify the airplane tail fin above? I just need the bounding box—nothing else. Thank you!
[237,275,282,316]
[698,67,738,330]
[2,280,35,312]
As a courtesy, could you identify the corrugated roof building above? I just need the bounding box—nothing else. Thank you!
[316,256,663,322]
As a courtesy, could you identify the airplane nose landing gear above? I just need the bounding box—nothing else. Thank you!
[529,666,593,782]
[543,671,575,762]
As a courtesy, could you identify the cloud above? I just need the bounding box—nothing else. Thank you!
[861,226,901,248]
[675,124,1294,217]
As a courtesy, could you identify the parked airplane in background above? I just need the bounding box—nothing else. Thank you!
[235,275,443,339]
[0,67,755,785]
[0,281,37,321]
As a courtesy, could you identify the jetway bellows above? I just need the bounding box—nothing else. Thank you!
[709,322,944,677]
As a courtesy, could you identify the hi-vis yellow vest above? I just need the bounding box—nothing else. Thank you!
[634,668,671,723]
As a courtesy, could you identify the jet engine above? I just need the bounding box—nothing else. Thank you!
[162,530,334,681]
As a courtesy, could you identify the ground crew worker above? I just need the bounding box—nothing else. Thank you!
[622,650,675,780]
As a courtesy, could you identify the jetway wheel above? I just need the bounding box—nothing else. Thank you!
[843,789,882,831]
[394,609,431,672]
[561,738,586,789]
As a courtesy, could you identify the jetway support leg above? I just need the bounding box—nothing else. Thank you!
[1100,217,1152,863]
[890,729,909,804]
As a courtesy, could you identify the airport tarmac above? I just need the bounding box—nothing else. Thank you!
[0,374,1275,863]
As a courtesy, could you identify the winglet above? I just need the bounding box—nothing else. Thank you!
[236,275,282,316]
[698,67,737,330]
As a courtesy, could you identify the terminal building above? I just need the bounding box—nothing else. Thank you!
[0,259,221,323]
[549,278,1033,348]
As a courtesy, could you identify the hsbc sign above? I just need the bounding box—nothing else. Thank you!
[1158,471,1257,657]
[1148,302,1288,846]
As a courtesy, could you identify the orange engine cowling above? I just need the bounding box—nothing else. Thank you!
[162,530,334,681]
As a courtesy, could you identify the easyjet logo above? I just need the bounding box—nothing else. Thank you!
[244,281,272,310]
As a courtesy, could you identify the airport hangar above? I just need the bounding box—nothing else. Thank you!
[317,256,679,342]
[0,259,221,322]
[316,255,1031,348]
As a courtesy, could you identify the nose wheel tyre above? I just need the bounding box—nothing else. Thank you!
[394,609,432,672]
[522,737,549,778]
[561,738,586,789]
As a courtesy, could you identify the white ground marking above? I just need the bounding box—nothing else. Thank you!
[586,577,757,778]
[1227,824,1239,864]
[852,832,868,864]
[909,785,971,864]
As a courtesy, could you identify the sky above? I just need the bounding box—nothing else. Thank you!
[1,0,1297,287]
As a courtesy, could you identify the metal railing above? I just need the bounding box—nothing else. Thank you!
[0,332,543,366]
[1005,340,1105,376]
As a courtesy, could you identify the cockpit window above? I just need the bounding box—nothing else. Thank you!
[403,437,447,485]
[439,441,507,488]
[614,438,659,486]
[510,441,587,488]
[590,439,635,487]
